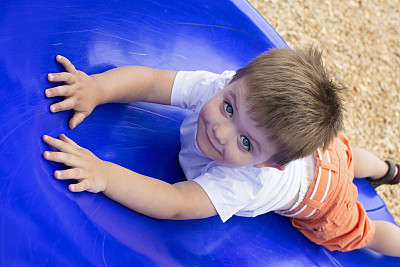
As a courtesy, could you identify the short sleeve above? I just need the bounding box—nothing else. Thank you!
[193,165,262,222]
[171,70,236,112]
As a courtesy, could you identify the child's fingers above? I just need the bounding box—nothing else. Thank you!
[59,134,82,149]
[69,180,90,193]
[69,112,87,130]
[45,84,75,98]
[49,98,75,113]
[43,151,80,167]
[54,168,83,180]
[48,72,76,84]
[43,135,76,153]
[56,55,77,74]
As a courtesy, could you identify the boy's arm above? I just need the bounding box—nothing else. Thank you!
[46,55,177,129]
[91,64,176,106]
[42,134,217,220]
[104,165,217,220]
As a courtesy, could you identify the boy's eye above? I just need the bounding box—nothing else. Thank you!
[240,136,251,151]
[224,102,233,117]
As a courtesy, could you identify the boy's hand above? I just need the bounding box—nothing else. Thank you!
[46,55,100,129]
[43,134,110,193]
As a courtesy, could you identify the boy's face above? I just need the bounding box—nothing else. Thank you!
[196,78,281,169]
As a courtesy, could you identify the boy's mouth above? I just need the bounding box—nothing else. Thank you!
[197,113,222,159]
[205,125,221,156]
[206,128,216,150]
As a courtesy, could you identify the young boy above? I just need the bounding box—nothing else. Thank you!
[42,47,400,256]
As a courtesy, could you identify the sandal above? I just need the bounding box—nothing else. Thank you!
[367,160,400,188]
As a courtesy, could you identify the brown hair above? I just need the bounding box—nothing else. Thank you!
[232,47,344,166]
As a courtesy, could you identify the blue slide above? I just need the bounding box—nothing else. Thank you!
[1,0,399,265]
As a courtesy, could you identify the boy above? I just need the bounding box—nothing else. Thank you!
[42,47,400,256]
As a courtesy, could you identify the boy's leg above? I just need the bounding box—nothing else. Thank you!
[350,147,400,256]
[365,220,400,257]
[352,147,392,179]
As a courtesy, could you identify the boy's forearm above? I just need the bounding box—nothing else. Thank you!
[103,161,191,220]
[42,126,216,220]
[92,66,177,106]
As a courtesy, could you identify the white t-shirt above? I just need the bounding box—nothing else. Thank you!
[171,70,312,222]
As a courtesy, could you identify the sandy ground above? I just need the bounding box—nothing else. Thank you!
[249,0,400,225]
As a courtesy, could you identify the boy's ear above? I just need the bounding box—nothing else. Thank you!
[253,162,285,171]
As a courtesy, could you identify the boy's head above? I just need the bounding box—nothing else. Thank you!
[231,47,344,167]
[197,76,281,169]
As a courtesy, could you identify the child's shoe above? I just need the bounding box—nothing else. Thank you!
[367,160,400,188]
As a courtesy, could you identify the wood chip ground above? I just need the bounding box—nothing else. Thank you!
[249,0,400,225]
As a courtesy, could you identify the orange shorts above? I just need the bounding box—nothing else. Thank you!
[281,134,375,251]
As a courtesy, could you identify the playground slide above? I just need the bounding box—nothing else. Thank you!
[0,0,399,265]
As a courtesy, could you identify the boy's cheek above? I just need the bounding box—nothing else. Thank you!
[199,103,210,117]
[201,96,220,117]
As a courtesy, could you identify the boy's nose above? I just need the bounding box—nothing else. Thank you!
[212,122,231,145]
